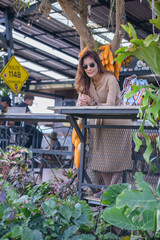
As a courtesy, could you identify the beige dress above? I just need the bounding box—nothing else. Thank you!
[88,73,132,173]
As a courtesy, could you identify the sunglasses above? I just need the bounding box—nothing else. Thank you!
[83,62,95,70]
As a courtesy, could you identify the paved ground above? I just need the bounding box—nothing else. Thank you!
[30,168,69,184]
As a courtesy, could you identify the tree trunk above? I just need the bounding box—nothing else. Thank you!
[111,0,125,56]
[79,1,87,51]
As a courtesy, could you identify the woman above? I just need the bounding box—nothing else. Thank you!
[75,50,132,198]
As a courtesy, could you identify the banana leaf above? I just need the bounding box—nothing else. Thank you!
[150,18,160,29]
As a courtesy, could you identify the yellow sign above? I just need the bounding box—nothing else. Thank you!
[0,56,29,94]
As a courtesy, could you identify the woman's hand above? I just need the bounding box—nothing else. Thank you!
[77,94,94,106]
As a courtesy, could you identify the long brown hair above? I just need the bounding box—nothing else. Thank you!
[75,51,105,94]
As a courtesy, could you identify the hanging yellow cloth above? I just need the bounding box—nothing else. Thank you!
[72,122,88,169]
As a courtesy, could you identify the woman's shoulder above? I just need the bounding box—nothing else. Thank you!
[102,72,117,83]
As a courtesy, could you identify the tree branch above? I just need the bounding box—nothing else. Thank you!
[57,0,97,51]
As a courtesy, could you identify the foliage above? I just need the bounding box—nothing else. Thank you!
[0,178,121,240]
[102,172,160,239]
[147,0,160,29]
[115,0,160,77]
[11,0,31,12]
[0,146,131,239]
[0,180,92,239]
[0,145,33,193]
[126,84,159,163]
[52,168,78,199]
[26,168,78,201]
[114,7,160,163]
[115,1,160,75]
[115,26,160,77]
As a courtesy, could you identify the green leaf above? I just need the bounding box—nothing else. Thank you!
[22,208,31,218]
[114,52,131,63]
[130,39,144,46]
[41,198,57,217]
[152,163,158,174]
[101,183,130,206]
[117,28,160,76]
[148,90,160,101]
[116,172,160,211]
[154,1,160,15]
[21,227,33,240]
[74,214,90,226]
[133,44,160,77]
[103,206,154,231]
[72,203,82,219]
[142,90,149,108]
[29,213,44,226]
[32,229,43,240]
[143,34,160,47]
[124,84,145,99]
[2,207,13,221]
[143,137,153,163]
[147,0,160,17]
[23,203,37,210]
[146,100,160,120]
[150,18,160,29]
[80,203,93,222]
[145,113,156,125]
[116,46,128,54]
[121,23,137,39]
[68,234,96,240]
[12,226,22,238]
[1,232,12,239]
[156,209,160,233]
[128,44,138,52]
[133,132,142,152]
[6,188,18,203]
[138,117,153,162]
[63,225,79,239]
[137,106,143,119]
[102,232,118,240]
[134,172,151,191]
[156,136,160,150]
[148,83,159,90]
[13,195,28,204]
[121,24,130,35]
[128,23,137,39]
[116,187,157,211]
[59,204,72,222]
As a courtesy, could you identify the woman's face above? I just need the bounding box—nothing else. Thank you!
[82,57,99,78]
